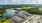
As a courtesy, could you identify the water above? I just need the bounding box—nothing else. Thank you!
[3,9,17,18]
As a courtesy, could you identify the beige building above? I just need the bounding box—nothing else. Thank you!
[9,11,33,23]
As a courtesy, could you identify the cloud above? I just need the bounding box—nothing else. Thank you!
[0,0,42,5]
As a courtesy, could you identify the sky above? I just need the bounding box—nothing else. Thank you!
[0,0,42,5]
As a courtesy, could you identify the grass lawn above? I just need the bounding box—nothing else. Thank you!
[0,19,11,23]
